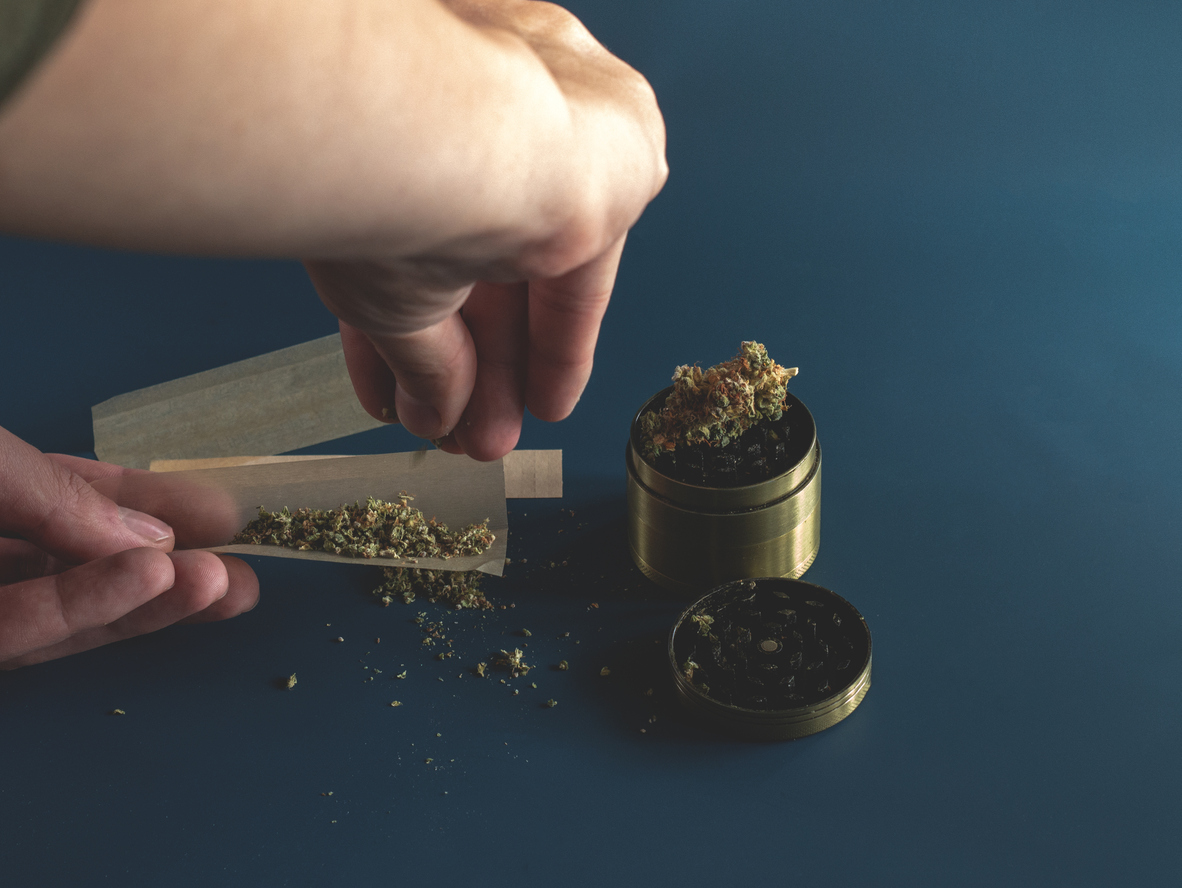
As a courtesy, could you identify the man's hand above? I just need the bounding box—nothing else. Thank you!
[0,0,666,462]
[0,427,258,668]
[306,0,667,459]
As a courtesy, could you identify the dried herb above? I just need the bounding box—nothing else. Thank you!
[493,648,531,678]
[638,341,798,461]
[373,567,492,610]
[232,494,494,560]
[286,673,298,689]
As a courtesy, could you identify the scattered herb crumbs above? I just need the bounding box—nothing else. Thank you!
[474,663,487,678]
[557,660,569,671]
[520,629,532,637]
[333,637,344,643]
[390,701,402,707]
[396,670,407,679]
[374,567,492,610]
[287,673,297,689]
[110,709,126,716]
[494,648,531,678]
[232,495,494,560]
[543,699,558,708]
[599,667,611,677]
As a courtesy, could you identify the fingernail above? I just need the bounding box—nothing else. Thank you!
[119,507,173,543]
[397,399,443,440]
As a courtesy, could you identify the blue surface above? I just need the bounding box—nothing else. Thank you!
[3,2,1181,885]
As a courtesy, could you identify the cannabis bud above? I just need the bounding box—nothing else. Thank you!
[638,342,798,461]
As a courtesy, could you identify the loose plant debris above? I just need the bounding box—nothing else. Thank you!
[286,673,298,689]
[373,568,492,610]
[493,648,532,678]
[638,342,800,485]
[232,494,494,560]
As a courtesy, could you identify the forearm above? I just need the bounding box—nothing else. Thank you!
[0,0,576,267]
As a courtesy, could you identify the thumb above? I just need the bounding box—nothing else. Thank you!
[0,427,174,563]
[365,313,478,441]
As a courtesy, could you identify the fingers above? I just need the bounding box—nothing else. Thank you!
[0,538,60,585]
[88,470,244,550]
[454,280,529,460]
[339,320,401,424]
[356,312,478,441]
[0,551,257,668]
[0,426,174,564]
[178,555,259,623]
[45,452,143,483]
[305,260,478,440]
[526,236,625,421]
[0,547,174,666]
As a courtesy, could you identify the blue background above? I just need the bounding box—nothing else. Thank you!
[3,1,1181,884]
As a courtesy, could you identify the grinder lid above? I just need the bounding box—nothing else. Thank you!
[668,576,871,740]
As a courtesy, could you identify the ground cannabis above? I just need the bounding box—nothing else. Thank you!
[232,494,494,561]
[287,673,298,689]
[373,567,492,610]
[638,341,798,461]
[493,648,531,678]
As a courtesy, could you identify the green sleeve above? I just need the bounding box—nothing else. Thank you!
[0,0,84,109]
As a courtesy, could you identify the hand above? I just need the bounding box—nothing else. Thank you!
[307,0,667,460]
[0,427,258,668]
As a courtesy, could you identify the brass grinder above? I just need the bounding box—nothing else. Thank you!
[669,577,871,740]
[626,387,821,595]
